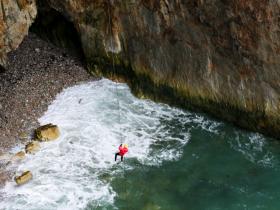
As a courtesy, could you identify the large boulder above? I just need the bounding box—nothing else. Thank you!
[25,141,40,154]
[14,171,32,185]
[35,124,60,141]
[0,0,37,66]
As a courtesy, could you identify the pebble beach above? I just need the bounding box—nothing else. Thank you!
[0,33,94,185]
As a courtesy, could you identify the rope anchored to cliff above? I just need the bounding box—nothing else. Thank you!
[106,0,128,165]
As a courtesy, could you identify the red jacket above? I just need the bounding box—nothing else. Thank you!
[119,145,128,156]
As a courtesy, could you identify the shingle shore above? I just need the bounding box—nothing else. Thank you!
[0,33,95,186]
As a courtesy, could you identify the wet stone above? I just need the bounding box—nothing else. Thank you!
[11,151,25,162]
[35,124,60,141]
[14,171,32,185]
[25,141,40,154]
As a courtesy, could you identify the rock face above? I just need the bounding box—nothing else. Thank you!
[35,124,60,141]
[0,0,37,66]
[39,0,280,138]
[0,1,279,138]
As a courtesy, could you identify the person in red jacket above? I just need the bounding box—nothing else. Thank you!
[115,144,128,162]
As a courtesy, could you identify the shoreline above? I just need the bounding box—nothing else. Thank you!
[0,33,95,186]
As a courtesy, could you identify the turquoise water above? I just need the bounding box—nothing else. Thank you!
[93,128,278,210]
[109,129,280,210]
[1,79,279,210]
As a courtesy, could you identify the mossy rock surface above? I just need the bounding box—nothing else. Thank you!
[35,124,60,141]
[25,141,40,154]
[14,171,33,185]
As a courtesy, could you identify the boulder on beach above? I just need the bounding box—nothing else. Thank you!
[25,141,40,154]
[14,171,32,185]
[35,124,60,141]
[11,151,25,162]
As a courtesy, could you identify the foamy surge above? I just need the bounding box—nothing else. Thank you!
[0,79,220,210]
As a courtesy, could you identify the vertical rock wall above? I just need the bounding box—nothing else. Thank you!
[42,0,280,138]
[0,0,37,66]
[2,0,280,138]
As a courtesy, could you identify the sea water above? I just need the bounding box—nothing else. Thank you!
[0,79,280,210]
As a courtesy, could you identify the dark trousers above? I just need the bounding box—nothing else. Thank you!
[115,152,124,161]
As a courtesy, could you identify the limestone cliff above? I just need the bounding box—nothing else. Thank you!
[40,0,279,138]
[0,0,37,66]
[3,0,280,138]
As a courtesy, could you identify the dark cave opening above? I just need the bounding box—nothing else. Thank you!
[30,1,85,60]
[0,65,5,73]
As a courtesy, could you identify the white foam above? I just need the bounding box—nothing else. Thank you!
[229,132,275,168]
[0,79,220,210]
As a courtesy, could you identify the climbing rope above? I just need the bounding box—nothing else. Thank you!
[106,0,128,198]
[106,0,123,145]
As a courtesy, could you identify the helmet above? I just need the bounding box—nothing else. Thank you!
[123,144,128,148]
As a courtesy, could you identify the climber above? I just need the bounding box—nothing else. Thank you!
[115,144,128,162]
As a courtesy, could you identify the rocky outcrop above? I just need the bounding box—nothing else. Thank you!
[1,0,279,138]
[0,0,37,66]
[39,0,280,138]
[35,124,60,141]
